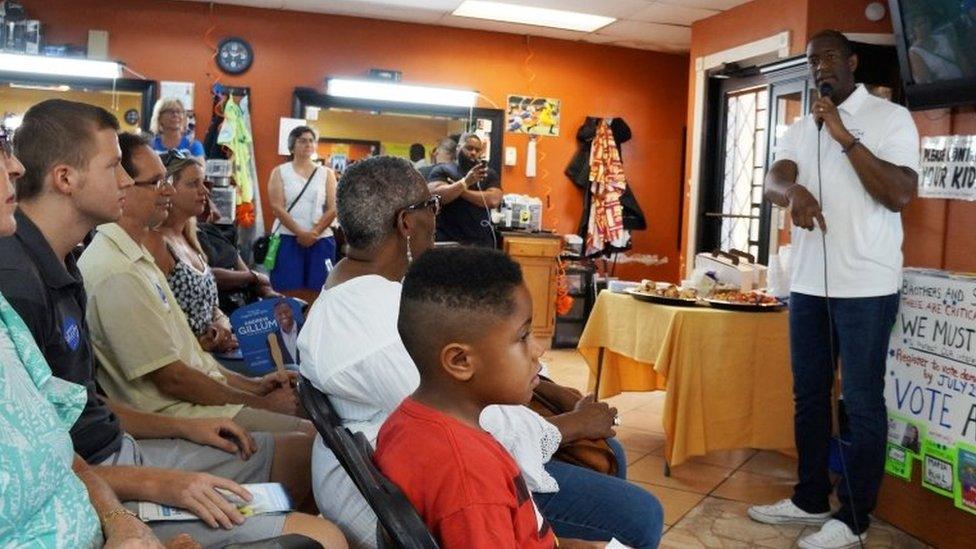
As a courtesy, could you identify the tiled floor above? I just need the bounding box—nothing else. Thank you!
[543,349,930,548]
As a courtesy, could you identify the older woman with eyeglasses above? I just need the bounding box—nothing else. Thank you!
[144,149,238,353]
[267,125,338,302]
[297,156,662,549]
[149,97,205,163]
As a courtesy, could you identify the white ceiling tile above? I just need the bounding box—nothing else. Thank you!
[440,14,588,41]
[472,0,654,19]
[580,32,684,53]
[280,0,448,22]
[594,20,691,45]
[674,0,752,10]
[630,1,719,25]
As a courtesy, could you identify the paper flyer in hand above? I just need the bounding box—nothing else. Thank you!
[138,483,292,522]
[229,298,304,376]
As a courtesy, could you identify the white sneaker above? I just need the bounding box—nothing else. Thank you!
[747,498,831,525]
[798,519,867,548]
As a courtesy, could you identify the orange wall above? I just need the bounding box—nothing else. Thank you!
[690,0,808,61]
[903,107,976,273]
[26,0,688,282]
[806,0,894,36]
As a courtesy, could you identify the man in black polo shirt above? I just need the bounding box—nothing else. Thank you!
[427,132,502,248]
[0,100,343,546]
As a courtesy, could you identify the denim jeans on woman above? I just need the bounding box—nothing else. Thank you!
[532,437,664,548]
[788,292,899,535]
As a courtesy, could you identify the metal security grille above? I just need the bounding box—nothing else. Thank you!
[716,86,768,259]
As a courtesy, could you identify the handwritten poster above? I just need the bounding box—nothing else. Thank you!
[885,269,976,514]
[919,135,976,200]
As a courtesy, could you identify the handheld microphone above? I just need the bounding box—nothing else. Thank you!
[815,82,833,131]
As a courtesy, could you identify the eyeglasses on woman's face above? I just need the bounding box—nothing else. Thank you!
[402,194,441,216]
[161,108,184,117]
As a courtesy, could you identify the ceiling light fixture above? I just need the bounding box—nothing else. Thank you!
[9,83,71,92]
[0,52,121,79]
[326,78,477,108]
[452,0,615,32]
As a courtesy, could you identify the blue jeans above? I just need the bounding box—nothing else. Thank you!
[788,292,899,534]
[533,439,662,548]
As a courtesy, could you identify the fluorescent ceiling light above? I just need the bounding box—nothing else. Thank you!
[326,78,477,108]
[9,83,71,91]
[452,0,615,32]
[0,52,121,79]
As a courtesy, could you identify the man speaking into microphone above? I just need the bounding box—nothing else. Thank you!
[747,30,920,549]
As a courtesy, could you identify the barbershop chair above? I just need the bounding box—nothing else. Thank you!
[297,377,439,549]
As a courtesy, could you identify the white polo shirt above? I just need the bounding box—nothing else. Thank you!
[774,84,920,298]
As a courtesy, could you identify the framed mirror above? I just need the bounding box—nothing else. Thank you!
[0,70,156,132]
[292,86,505,181]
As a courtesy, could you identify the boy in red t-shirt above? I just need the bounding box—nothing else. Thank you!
[375,247,596,548]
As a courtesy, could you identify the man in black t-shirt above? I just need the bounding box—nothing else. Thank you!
[427,132,502,248]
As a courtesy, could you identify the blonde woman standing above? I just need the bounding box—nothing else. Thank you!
[267,125,338,301]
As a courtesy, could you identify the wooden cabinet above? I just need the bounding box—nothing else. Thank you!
[502,234,562,347]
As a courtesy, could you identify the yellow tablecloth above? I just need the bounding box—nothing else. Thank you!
[578,291,795,466]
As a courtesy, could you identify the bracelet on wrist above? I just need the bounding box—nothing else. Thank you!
[842,137,860,154]
[102,506,139,525]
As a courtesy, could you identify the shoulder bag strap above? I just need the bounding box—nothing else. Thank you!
[270,167,318,236]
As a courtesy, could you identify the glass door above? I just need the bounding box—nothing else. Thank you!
[698,74,770,261]
[763,78,809,259]
[697,58,811,265]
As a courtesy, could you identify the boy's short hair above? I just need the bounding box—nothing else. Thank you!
[13,99,120,201]
[398,247,523,369]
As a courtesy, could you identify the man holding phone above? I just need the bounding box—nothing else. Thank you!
[426,132,502,248]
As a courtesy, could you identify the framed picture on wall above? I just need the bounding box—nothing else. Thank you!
[506,95,560,136]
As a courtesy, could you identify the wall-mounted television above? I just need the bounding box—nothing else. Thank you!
[889,0,976,110]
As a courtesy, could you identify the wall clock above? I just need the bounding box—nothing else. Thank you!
[216,37,253,75]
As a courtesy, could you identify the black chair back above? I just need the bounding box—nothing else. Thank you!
[297,377,439,549]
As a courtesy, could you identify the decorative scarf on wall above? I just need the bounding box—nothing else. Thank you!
[585,119,629,256]
[217,96,254,206]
